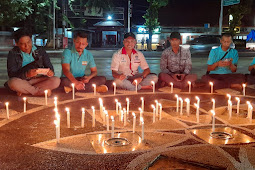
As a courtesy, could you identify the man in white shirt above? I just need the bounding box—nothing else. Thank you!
[111,32,158,91]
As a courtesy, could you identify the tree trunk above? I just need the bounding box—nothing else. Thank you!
[148,28,152,51]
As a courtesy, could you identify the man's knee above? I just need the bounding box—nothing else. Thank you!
[8,78,24,90]
[147,74,158,83]
[49,76,61,89]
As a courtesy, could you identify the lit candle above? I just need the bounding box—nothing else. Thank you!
[175,94,179,112]
[115,99,119,115]
[188,81,191,93]
[212,99,215,112]
[249,104,253,123]
[151,104,156,123]
[23,97,26,113]
[195,96,200,107]
[65,107,70,128]
[106,111,109,131]
[71,83,75,100]
[229,100,232,119]
[120,110,124,122]
[92,84,96,96]
[126,98,130,115]
[209,82,213,94]
[227,94,231,110]
[118,103,122,121]
[111,116,114,138]
[135,80,138,93]
[179,98,183,116]
[92,106,95,127]
[132,112,136,133]
[159,103,162,120]
[44,90,48,105]
[139,107,143,125]
[211,110,215,132]
[124,108,127,126]
[81,108,85,128]
[54,97,57,109]
[141,97,144,112]
[99,98,103,118]
[155,100,159,117]
[141,117,144,141]
[102,107,106,126]
[54,120,60,143]
[247,101,252,122]
[185,98,190,116]
[151,81,155,93]
[113,82,116,95]
[5,102,9,119]
[242,84,246,96]
[235,97,240,115]
[194,103,199,123]
[170,82,173,93]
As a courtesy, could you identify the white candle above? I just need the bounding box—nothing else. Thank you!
[155,100,159,117]
[170,82,173,93]
[5,102,9,119]
[151,104,156,123]
[194,103,199,123]
[115,99,119,115]
[92,84,96,96]
[54,97,57,109]
[113,82,116,95]
[99,98,103,118]
[23,97,26,113]
[235,97,240,115]
[185,98,190,116]
[71,83,75,100]
[126,98,130,115]
[54,120,60,143]
[249,104,253,123]
[188,81,191,93]
[159,103,162,120]
[212,99,215,112]
[65,107,70,128]
[44,90,48,105]
[247,101,252,122]
[141,97,144,112]
[81,108,85,128]
[227,94,231,110]
[139,107,143,125]
[195,96,200,107]
[111,116,114,138]
[121,110,124,122]
[135,80,138,93]
[118,103,122,121]
[92,106,95,127]
[242,84,246,96]
[124,108,127,126]
[151,81,155,93]
[229,100,232,119]
[179,98,183,116]
[211,110,215,132]
[102,107,106,126]
[209,82,213,94]
[106,112,109,131]
[175,94,179,112]
[141,117,144,141]
[132,112,136,133]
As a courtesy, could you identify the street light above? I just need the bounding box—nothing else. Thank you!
[107,15,112,20]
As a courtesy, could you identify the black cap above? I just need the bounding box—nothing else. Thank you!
[124,32,136,39]
[170,32,181,40]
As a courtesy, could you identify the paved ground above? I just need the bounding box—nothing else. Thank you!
[0,49,255,87]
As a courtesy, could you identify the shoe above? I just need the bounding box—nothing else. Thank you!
[64,86,72,93]
[96,85,108,93]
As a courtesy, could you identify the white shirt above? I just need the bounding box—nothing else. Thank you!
[111,47,149,76]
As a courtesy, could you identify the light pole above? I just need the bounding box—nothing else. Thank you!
[128,0,132,32]
[53,0,56,49]
[219,0,223,35]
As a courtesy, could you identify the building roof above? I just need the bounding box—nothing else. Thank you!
[94,21,124,27]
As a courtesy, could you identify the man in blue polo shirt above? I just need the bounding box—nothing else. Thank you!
[201,33,245,89]
[61,31,107,92]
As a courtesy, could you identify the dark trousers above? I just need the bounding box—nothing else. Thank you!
[60,76,106,92]
[201,74,245,89]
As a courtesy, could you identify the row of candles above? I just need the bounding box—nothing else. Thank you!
[52,97,164,143]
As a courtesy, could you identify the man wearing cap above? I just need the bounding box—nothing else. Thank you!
[201,33,245,89]
[111,32,158,91]
[61,30,108,93]
[6,29,60,96]
[159,32,197,89]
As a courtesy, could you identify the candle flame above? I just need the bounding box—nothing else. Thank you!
[159,103,162,107]
[170,82,173,85]
[82,108,85,112]
[91,106,95,110]
[111,116,114,120]
[195,96,199,100]
[235,97,240,101]
[23,97,26,101]
[115,99,118,103]
[138,107,142,112]
[175,94,178,98]
[54,96,57,101]
[65,107,70,112]
[141,97,144,100]
[113,82,116,86]
[71,83,75,87]
[140,117,144,122]
[54,120,59,126]
[44,90,48,93]
[5,102,9,106]
[92,84,96,87]
[210,110,215,116]
[151,81,155,84]
[151,104,155,109]
[126,98,129,102]
[185,98,190,102]
[212,98,215,102]
[132,112,136,117]
[209,82,213,86]
[242,83,246,87]
[187,81,191,85]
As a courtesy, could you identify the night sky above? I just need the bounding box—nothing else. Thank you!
[129,0,255,26]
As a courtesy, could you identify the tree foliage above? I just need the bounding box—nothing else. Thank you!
[228,0,252,35]
[143,0,168,50]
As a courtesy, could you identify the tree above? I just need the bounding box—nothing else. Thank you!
[228,0,252,35]
[143,0,168,51]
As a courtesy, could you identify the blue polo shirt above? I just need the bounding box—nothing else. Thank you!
[21,45,37,67]
[250,57,255,66]
[207,46,238,74]
[61,46,96,77]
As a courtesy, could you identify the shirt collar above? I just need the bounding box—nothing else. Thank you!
[71,45,86,56]
[220,45,231,52]
[121,47,137,55]
[21,45,37,55]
